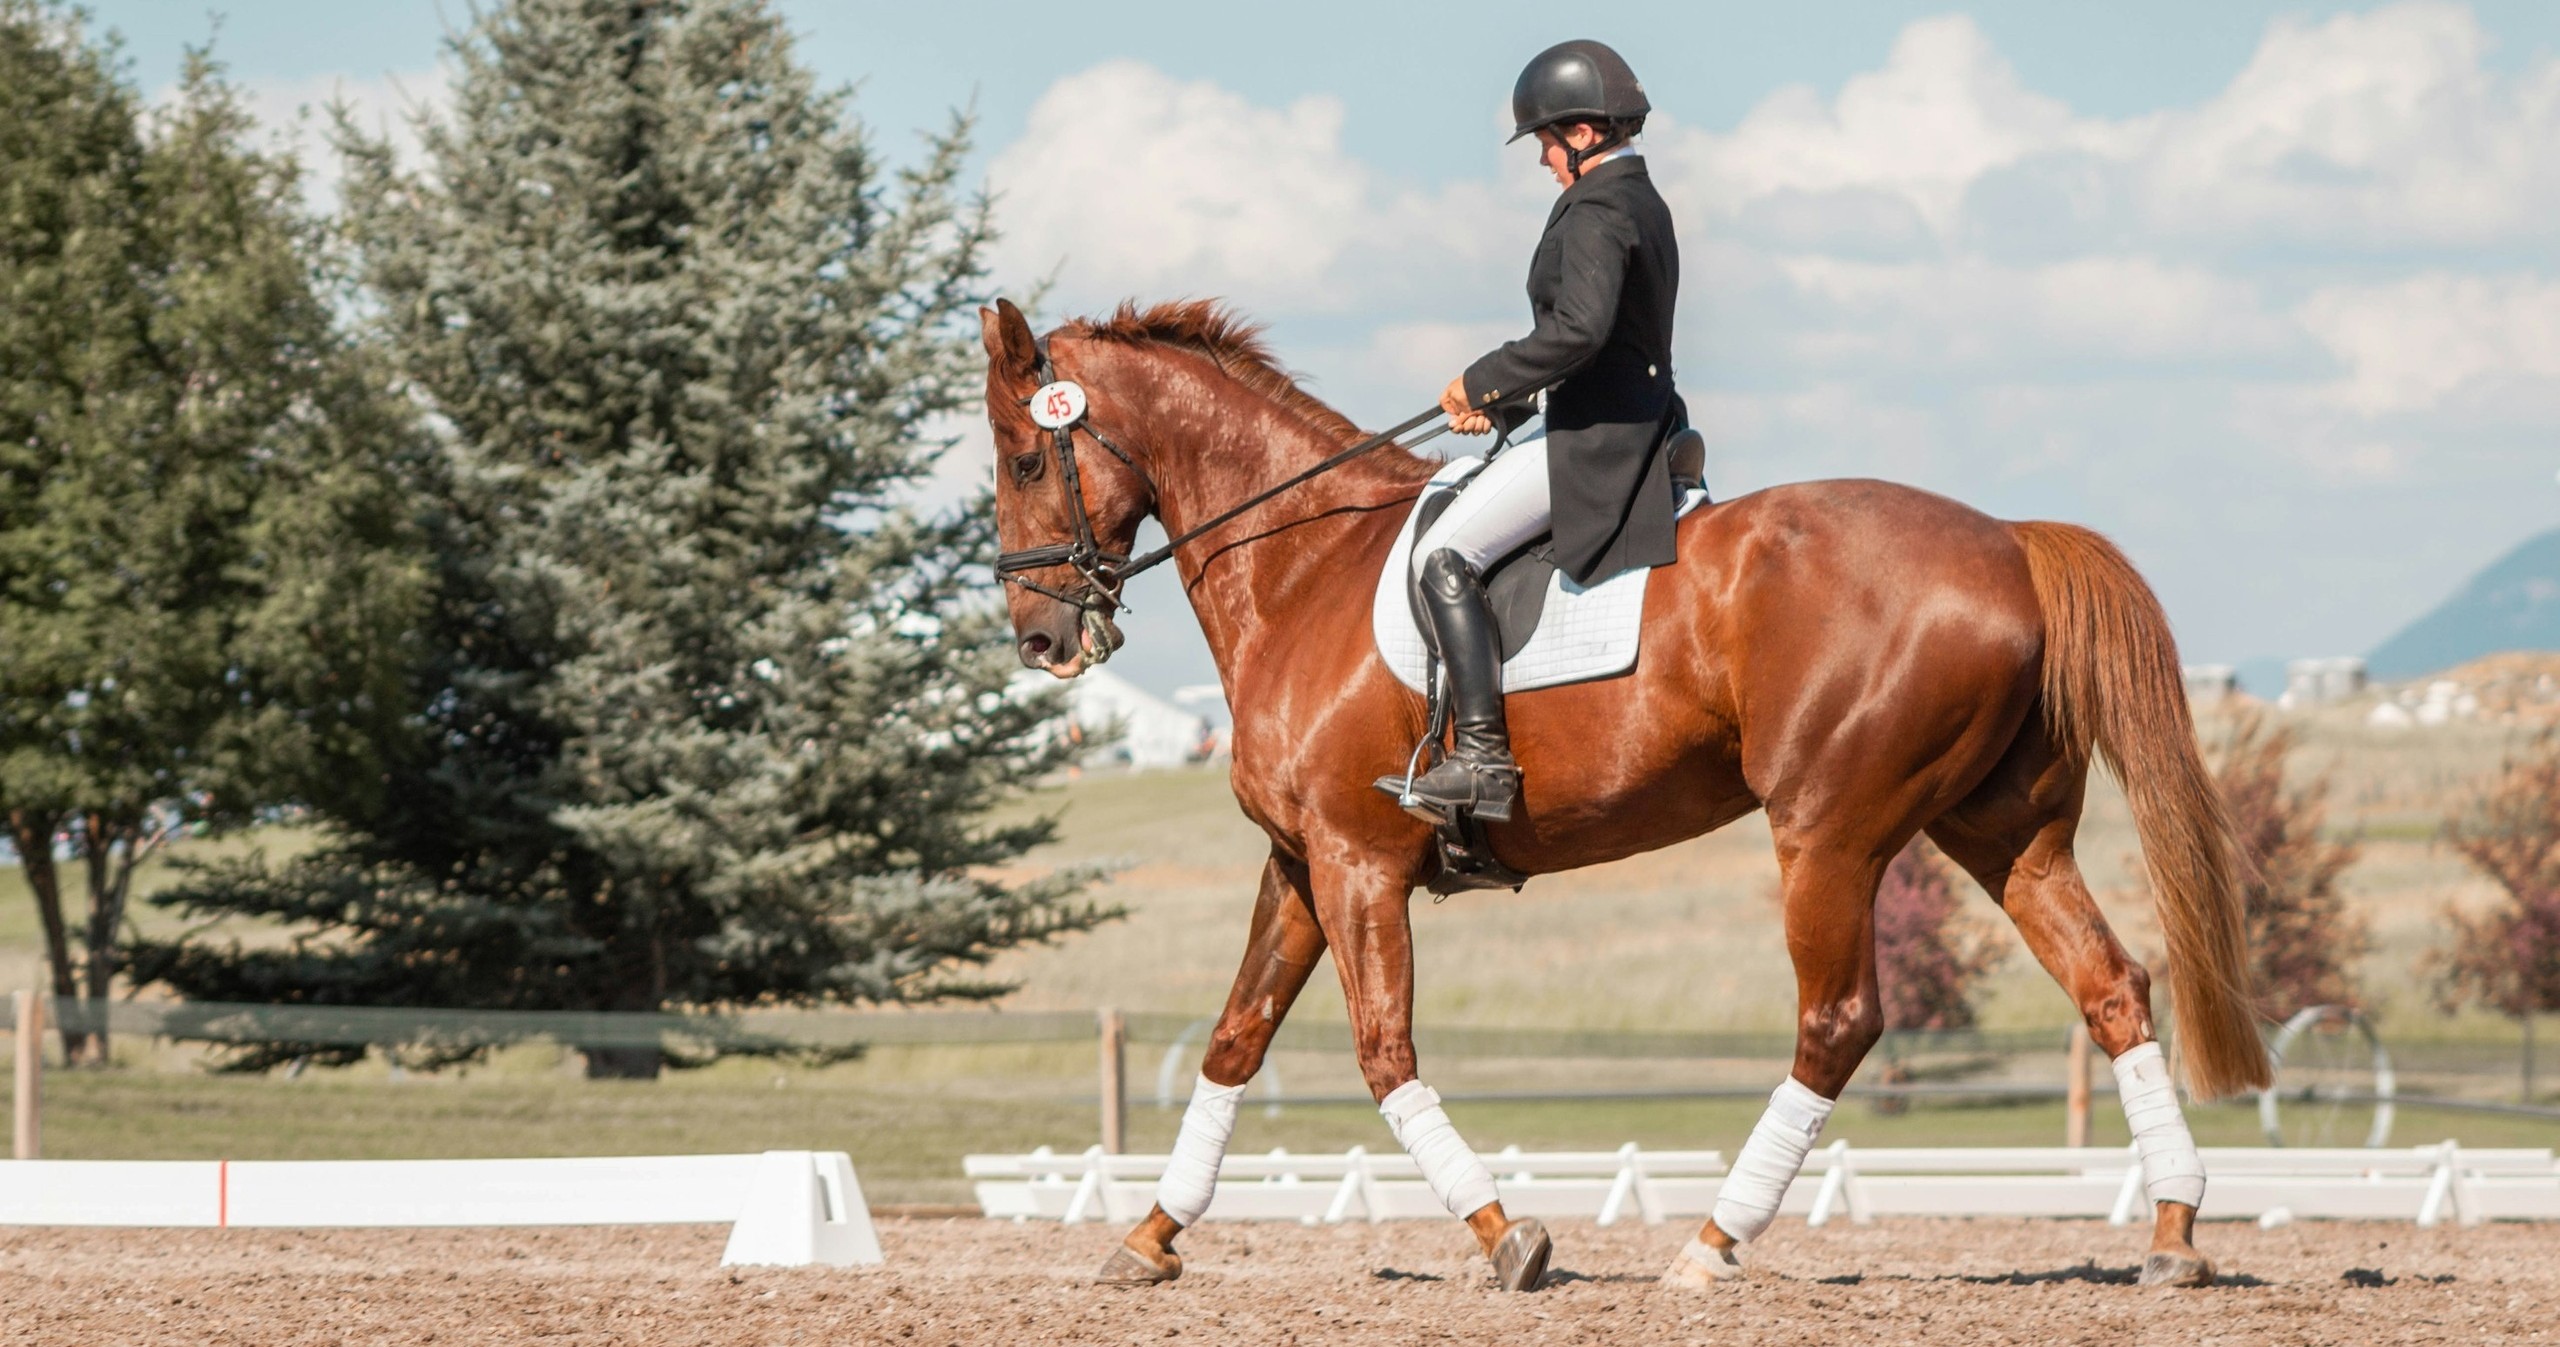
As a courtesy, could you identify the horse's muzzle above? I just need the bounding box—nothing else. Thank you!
[1016,609,1123,677]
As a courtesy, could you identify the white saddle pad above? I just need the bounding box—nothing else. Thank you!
[1372,455,1709,694]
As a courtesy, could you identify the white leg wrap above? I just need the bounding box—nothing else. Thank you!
[1711,1077,1836,1244]
[2113,1041,2206,1208]
[1378,1081,1500,1219]
[1155,1073,1246,1227]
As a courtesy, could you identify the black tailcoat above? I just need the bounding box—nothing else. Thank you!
[1460,155,1681,585]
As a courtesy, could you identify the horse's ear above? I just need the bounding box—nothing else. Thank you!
[982,298,1039,382]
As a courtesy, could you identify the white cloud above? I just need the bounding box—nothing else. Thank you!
[988,59,1541,318]
[1658,16,2126,235]
[2299,272,2560,415]
[2139,2,2560,248]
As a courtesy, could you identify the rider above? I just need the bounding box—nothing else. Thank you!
[1389,39,1685,825]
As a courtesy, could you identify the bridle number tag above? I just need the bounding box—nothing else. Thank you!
[1028,380,1087,430]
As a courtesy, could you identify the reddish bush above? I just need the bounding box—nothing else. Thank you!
[2212,713,2366,1020]
[1874,838,2005,1032]
[2436,735,2560,1023]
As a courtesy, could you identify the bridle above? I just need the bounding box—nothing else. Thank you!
[990,337,1150,636]
[991,332,1533,665]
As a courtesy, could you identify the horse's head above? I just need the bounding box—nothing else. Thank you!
[981,298,1152,678]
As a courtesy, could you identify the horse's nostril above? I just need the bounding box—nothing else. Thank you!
[1019,633,1053,664]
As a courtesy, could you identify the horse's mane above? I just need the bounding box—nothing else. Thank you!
[1064,300,1366,446]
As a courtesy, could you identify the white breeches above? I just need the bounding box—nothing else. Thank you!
[1413,439,1552,576]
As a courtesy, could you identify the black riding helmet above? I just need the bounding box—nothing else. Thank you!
[1508,39,1650,146]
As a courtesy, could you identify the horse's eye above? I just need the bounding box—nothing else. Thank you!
[1012,451,1045,484]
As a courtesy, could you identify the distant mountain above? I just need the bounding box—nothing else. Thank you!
[2368,527,2560,680]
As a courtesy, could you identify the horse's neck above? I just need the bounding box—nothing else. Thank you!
[1124,360,1431,676]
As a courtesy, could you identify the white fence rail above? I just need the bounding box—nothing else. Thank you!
[967,1142,2560,1228]
[0,1151,882,1267]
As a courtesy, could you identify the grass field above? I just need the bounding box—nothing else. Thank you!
[3,696,2555,1192]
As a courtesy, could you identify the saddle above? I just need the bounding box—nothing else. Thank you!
[1401,428,1708,663]
[1383,429,1710,895]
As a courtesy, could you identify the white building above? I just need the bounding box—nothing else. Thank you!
[2280,657,2367,709]
[2182,664,2238,704]
[1025,667,1220,770]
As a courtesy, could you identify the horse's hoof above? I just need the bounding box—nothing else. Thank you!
[1096,1243,1181,1286]
[1492,1218,1551,1292]
[1659,1237,1746,1288]
[2139,1250,2215,1288]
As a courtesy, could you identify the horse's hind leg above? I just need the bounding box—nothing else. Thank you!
[1099,852,1326,1285]
[1664,834,1892,1286]
[1927,745,2215,1288]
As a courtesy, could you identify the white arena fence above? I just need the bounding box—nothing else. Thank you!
[967,1142,2560,1229]
[0,1150,882,1267]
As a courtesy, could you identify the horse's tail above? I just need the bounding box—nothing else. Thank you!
[2010,520,2270,1100]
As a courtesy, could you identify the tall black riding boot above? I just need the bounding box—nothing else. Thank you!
[1394,549,1520,824]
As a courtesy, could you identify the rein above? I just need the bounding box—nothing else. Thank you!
[992,335,1483,659]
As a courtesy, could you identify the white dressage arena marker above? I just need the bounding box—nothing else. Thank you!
[721,1150,883,1268]
[0,1150,881,1268]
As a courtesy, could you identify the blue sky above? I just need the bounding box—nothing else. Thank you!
[79,1,2560,702]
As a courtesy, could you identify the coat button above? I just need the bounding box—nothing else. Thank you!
[1648,364,1658,377]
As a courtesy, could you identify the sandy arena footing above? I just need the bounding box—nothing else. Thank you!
[2,1217,2551,1345]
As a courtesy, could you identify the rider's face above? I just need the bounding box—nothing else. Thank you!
[1535,123,1606,188]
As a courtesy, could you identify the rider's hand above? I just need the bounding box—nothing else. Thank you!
[1442,375,1492,435]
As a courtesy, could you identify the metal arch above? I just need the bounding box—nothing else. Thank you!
[2258,1003,2395,1148]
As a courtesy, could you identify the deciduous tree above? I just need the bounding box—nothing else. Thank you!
[1,4,426,1060]
[2210,713,2366,1021]
[2435,733,2560,1098]
[1874,838,2005,1033]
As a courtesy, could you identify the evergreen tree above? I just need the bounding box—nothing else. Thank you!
[0,4,426,1060]
[137,0,1111,1076]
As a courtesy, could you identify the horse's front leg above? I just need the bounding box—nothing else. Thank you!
[1664,838,1888,1287]
[1098,853,1326,1285]
[1316,850,1551,1292]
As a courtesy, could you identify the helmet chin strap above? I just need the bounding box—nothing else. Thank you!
[1562,125,1621,182]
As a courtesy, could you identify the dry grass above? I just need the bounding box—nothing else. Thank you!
[0,706,2545,1053]
[976,708,2534,1047]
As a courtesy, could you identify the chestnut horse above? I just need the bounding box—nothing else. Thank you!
[981,298,2268,1290]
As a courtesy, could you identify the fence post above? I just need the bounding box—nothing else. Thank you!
[2524,1014,2536,1105]
[2065,1023,2092,1147]
[12,990,40,1160]
[1098,1008,1126,1155]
